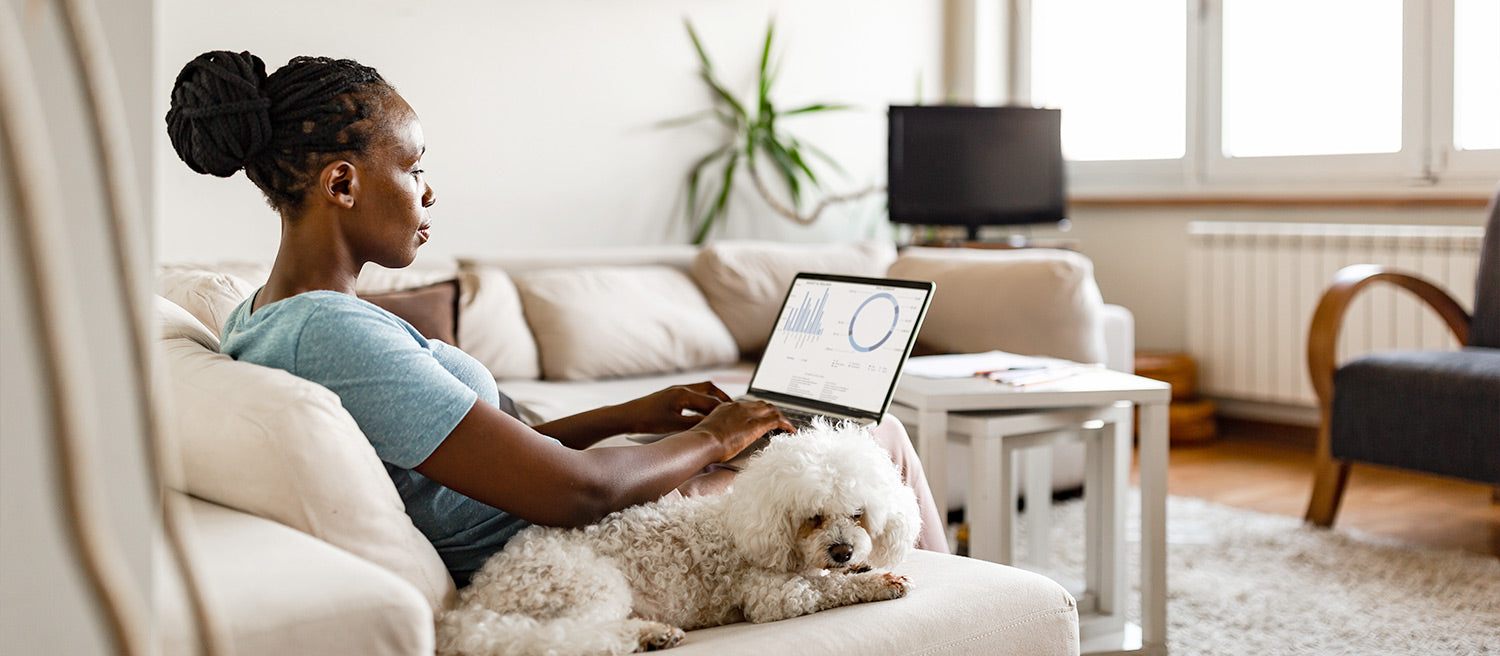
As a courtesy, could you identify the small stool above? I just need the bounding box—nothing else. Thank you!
[944,402,1133,633]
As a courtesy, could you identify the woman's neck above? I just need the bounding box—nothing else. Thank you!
[254,212,362,312]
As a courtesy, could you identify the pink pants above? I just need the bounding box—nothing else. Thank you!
[674,417,950,553]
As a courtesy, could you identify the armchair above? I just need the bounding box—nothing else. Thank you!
[1304,187,1500,527]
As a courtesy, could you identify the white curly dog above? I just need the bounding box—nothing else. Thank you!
[436,419,921,655]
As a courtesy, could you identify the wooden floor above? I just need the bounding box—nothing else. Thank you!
[1140,418,1500,558]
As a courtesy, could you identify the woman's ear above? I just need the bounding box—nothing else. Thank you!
[319,160,358,209]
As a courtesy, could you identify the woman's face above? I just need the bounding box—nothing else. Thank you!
[344,93,436,269]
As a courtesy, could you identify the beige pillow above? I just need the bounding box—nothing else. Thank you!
[691,240,898,354]
[887,247,1106,364]
[155,297,455,611]
[515,266,738,380]
[156,268,258,337]
[455,265,541,380]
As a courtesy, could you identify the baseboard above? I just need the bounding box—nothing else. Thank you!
[1207,397,1319,427]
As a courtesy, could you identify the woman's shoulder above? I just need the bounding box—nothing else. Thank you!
[231,290,417,347]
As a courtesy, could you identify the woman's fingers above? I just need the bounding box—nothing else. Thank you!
[682,381,732,403]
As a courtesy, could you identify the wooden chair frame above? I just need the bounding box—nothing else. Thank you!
[1303,264,1474,527]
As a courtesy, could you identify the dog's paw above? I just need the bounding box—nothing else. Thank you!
[876,572,910,599]
[635,622,685,652]
[849,571,909,602]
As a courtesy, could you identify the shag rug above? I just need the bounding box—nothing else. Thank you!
[1015,492,1500,655]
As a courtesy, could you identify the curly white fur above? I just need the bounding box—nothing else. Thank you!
[436,419,922,655]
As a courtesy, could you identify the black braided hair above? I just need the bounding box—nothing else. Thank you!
[165,51,396,214]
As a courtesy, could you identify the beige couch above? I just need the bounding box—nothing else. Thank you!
[155,240,1123,656]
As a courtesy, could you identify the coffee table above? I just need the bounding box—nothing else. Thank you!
[889,369,1171,656]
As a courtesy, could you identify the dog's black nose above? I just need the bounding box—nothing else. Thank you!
[829,544,853,563]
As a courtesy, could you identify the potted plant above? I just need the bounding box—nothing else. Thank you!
[665,19,880,244]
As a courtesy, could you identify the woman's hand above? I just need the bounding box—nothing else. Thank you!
[691,400,796,462]
[617,381,733,434]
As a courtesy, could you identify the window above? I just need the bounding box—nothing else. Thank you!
[1012,0,1500,191]
[1452,0,1500,152]
[1029,0,1185,162]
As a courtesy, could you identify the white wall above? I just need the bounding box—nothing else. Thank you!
[155,0,946,262]
[2,0,157,652]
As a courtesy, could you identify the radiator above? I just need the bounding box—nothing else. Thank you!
[1185,221,1485,411]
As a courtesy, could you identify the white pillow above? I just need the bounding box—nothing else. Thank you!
[456,265,541,380]
[887,247,1107,364]
[155,297,455,611]
[156,267,257,337]
[691,240,898,354]
[514,266,738,381]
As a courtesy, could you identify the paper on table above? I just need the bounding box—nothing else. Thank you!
[903,350,1081,379]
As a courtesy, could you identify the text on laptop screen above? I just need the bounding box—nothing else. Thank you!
[750,276,931,415]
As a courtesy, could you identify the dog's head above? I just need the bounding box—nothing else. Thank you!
[724,420,920,574]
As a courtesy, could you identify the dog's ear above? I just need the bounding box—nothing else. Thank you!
[866,484,921,569]
[723,437,805,571]
[723,484,800,571]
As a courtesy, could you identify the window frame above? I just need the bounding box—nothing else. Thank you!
[1006,0,1500,194]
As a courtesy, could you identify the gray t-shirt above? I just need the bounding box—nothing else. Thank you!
[221,289,533,585]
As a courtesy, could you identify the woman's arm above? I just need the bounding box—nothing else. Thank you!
[413,397,791,528]
[532,382,733,450]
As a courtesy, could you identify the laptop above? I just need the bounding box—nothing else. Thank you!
[722,272,935,467]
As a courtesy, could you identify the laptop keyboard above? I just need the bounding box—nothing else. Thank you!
[778,406,823,430]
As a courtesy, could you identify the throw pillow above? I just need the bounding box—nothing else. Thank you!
[514,265,738,381]
[360,280,460,346]
[691,240,898,354]
[455,265,542,380]
[155,296,456,611]
[887,247,1107,364]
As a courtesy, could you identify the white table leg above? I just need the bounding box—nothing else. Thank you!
[970,423,1007,563]
[1022,443,1054,569]
[914,408,949,535]
[1138,400,1170,651]
[1083,425,1102,615]
[1100,405,1129,620]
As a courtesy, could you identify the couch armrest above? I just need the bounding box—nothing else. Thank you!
[1101,303,1135,373]
[170,498,435,656]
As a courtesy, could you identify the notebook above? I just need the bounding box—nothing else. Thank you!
[722,272,935,467]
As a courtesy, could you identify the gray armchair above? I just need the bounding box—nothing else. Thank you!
[1304,187,1500,527]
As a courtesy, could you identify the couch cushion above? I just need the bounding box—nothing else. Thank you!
[887,247,1107,364]
[515,266,738,381]
[665,550,1079,656]
[155,297,455,611]
[182,496,435,656]
[455,265,542,380]
[691,240,898,354]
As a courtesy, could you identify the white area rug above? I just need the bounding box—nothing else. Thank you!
[1018,493,1500,655]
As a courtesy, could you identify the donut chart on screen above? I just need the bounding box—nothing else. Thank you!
[848,292,899,353]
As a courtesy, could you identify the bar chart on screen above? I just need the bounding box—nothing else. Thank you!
[781,286,828,348]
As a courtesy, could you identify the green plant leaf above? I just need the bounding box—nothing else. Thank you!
[757,20,775,120]
[655,108,721,129]
[694,152,740,244]
[795,137,847,177]
[686,146,733,225]
[685,19,749,122]
[761,137,803,208]
[784,141,820,187]
[783,103,853,116]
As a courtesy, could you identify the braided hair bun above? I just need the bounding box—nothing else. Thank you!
[165,51,273,177]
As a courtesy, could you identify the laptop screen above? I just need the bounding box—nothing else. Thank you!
[748,273,934,418]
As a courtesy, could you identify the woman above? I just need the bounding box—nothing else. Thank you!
[166,51,945,586]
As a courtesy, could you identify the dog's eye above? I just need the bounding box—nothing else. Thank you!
[809,514,824,527]
[851,510,864,520]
